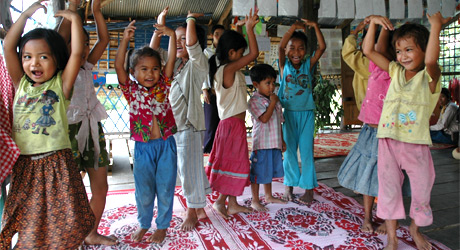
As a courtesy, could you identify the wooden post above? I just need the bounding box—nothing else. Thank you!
[301,0,319,56]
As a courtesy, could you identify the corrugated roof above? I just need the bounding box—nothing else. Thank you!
[101,0,231,24]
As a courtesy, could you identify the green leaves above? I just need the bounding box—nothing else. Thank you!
[313,76,343,134]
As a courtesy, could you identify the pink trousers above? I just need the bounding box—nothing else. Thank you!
[376,138,435,227]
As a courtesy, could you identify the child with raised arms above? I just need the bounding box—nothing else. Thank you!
[0,1,94,248]
[363,13,451,250]
[248,64,287,211]
[57,0,117,245]
[278,19,326,205]
[206,9,259,219]
[151,7,211,231]
[114,19,177,244]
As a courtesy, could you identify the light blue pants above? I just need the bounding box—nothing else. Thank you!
[282,110,318,190]
[175,128,211,208]
[133,137,177,230]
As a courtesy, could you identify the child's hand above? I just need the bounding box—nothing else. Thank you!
[245,8,259,31]
[282,140,286,152]
[54,9,80,22]
[157,6,169,25]
[153,24,174,37]
[92,0,101,13]
[369,15,394,30]
[427,12,452,29]
[23,0,47,17]
[123,20,136,40]
[351,17,371,35]
[269,93,279,103]
[301,19,318,29]
[236,19,246,27]
[292,20,305,31]
[187,11,204,19]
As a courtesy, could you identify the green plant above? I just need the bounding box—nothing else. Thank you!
[313,76,343,134]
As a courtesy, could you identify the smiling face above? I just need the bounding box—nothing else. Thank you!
[254,76,276,98]
[130,56,161,88]
[285,38,306,68]
[22,39,58,84]
[395,36,425,74]
[175,26,188,59]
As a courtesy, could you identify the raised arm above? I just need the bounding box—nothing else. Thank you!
[115,20,136,85]
[154,24,176,78]
[302,19,326,70]
[3,1,47,87]
[341,19,370,77]
[363,16,393,72]
[426,12,451,93]
[87,0,109,65]
[58,10,84,99]
[56,0,79,42]
[150,6,168,50]
[278,21,304,76]
[223,8,259,89]
[375,25,392,60]
[186,11,204,47]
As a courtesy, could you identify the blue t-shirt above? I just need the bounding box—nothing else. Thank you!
[277,57,316,111]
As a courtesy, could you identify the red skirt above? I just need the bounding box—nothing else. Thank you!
[206,117,250,196]
[0,149,94,249]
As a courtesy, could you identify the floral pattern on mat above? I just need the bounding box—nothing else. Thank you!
[83,180,449,250]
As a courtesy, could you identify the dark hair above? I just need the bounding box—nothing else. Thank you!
[250,64,277,83]
[441,87,451,101]
[392,23,429,52]
[129,46,162,70]
[208,30,247,85]
[178,23,207,51]
[19,28,69,72]
[212,24,225,34]
[290,30,308,48]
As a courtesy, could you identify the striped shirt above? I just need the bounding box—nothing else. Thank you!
[248,92,284,150]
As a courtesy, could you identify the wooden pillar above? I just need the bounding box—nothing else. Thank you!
[300,0,319,56]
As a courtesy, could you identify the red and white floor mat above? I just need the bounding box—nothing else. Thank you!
[84,180,449,249]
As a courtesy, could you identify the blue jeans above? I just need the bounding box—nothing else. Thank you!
[133,136,177,229]
[430,130,455,145]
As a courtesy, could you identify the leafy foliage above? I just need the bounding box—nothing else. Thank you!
[313,76,343,134]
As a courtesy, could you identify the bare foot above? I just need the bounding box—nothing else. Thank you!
[376,221,399,235]
[84,232,118,245]
[266,195,288,204]
[283,186,294,201]
[298,189,314,206]
[146,229,167,244]
[383,237,398,250]
[131,228,148,242]
[251,201,268,212]
[213,202,230,219]
[227,203,253,215]
[180,208,198,231]
[360,218,374,233]
[196,208,207,220]
[410,224,432,250]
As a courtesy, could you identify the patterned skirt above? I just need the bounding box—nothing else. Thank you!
[0,149,95,249]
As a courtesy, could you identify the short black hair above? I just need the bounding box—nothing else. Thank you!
[19,28,69,72]
[212,24,225,34]
[250,64,277,83]
[441,87,451,101]
[129,46,162,70]
[392,23,429,52]
[290,30,308,48]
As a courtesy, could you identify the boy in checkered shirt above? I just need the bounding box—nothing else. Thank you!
[248,64,287,211]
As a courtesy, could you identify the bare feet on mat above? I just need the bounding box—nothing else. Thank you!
[410,224,432,250]
[266,195,288,204]
[298,189,314,206]
[181,208,198,231]
[197,208,207,220]
[213,202,230,219]
[85,232,118,245]
[146,229,167,244]
[131,228,148,242]
[251,201,268,212]
[283,186,294,201]
[376,221,398,235]
[383,237,398,250]
[227,203,253,215]
[360,219,374,233]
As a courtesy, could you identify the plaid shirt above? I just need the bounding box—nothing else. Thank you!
[248,92,284,150]
[0,55,20,184]
[120,73,177,142]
